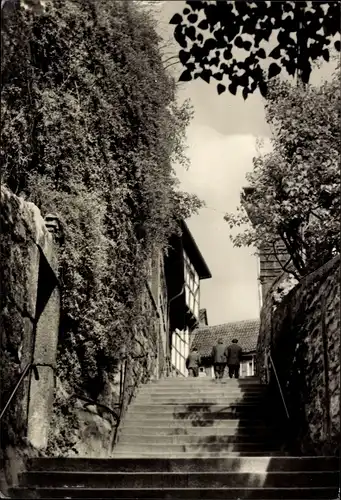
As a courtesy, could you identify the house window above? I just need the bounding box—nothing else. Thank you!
[183,251,200,319]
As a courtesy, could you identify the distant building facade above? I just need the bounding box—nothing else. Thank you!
[191,319,260,378]
[147,220,211,378]
[243,187,289,308]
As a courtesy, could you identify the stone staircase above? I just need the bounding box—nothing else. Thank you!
[10,376,339,498]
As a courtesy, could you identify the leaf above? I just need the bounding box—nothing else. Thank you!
[234,36,244,48]
[179,50,191,65]
[268,62,281,79]
[269,45,281,59]
[228,82,237,96]
[179,69,192,82]
[335,40,341,51]
[200,69,211,83]
[198,19,209,30]
[243,40,252,51]
[174,25,187,49]
[242,87,249,100]
[256,48,266,59]
[183,8,190,15]
[223,48,232,60]
[188,13,198,23]
[217,84,226,95]
[213,72,223,81]
[170,13,183,25]
[322,48,329,62]
[188,0,205,12]
[185,26,196,41]
[203,38,217,53]
[259,81,268,98]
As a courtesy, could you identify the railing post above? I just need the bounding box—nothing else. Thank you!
[27,214,61,450]
[321,294,331,445]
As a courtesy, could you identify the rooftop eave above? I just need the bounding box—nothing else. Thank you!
[181,220,212,280]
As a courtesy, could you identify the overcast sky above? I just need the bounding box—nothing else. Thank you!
[152,1,337,326]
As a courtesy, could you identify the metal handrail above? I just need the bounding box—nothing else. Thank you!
[268,352,290,420]
[71,393,119,423]
[0,363,39,421]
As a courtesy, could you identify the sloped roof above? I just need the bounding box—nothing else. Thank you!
[181,221,212,280]
[192,319,260,356]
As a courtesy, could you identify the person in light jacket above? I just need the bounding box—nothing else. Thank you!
[225,338,243,379]
[211,339,227,379]
[186,347,201,377]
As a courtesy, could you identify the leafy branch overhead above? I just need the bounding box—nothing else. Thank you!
[170,1,340,97]
[225,69,340,276]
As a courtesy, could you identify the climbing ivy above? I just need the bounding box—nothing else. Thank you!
[1,0,202,398]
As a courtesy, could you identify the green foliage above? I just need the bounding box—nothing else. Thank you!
[225,69,340,276]
[1,0,202,399]
[170,1,340,97]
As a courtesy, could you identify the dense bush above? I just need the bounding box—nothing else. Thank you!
[1,0,201,399]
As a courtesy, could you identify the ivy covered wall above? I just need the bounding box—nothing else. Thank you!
[1,0,202,456]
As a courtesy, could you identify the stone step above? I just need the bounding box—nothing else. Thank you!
[146,376,263,385]
[117,434,281,445]
[110,451,294,458]
[139,383,265,390]
[129,403,264,411]
[26,456,339,473]
[11,486,338,499]
[144,383,263,390]
[139,382,268,394]
[114,443,281,453]
[119,425,275,436]
[144,382,263,389]
[137,392,266,400]
[122,416,268,426]
[20,471,339,489]
[135,397,265,405]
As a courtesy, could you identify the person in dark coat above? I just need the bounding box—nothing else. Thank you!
[211,339,227,379]
[225,338,242,379]
[186,347,201,377]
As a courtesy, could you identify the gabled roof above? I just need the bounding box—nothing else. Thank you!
[192,319,260,356]
[181,220,212,280]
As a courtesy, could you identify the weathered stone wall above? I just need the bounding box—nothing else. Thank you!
[0,186,54,491]
[47,273,167,459]
[0,186,168,465]
[256,255,340,455]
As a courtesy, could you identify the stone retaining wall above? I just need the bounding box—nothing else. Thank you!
[0,186,54,492]
[256,255,340,455]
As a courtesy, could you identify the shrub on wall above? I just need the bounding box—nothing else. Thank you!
[1,0,202,432]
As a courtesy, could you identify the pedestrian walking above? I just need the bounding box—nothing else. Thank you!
[186,347,201,377]
[211,339,227,379]
[226,338,242,378]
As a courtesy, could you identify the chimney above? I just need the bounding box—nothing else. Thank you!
[242,187,289,304]
[199,308,208,326]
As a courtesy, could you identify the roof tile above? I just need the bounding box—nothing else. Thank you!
[192,319,260,356]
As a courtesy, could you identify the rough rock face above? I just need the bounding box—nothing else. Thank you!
[256,255,340,455]
[0,186,52,442]
[0,186,51,491]
[47,281,162,459]
[1,185,165,463]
